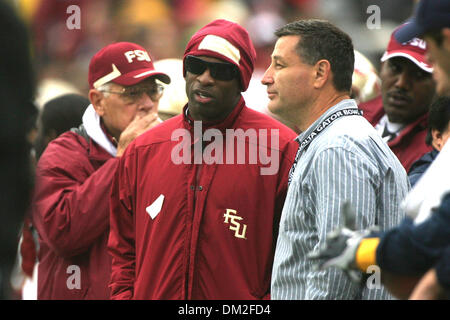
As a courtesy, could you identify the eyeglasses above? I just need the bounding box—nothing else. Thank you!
[100,83,164,103]
[185,55,239,81]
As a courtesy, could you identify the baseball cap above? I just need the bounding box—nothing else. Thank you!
[394,0,450,43]
[381,26,433,73]
[183,19,256,91]
[88,42,170,89]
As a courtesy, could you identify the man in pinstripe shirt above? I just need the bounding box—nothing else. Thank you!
[262,20,410,299]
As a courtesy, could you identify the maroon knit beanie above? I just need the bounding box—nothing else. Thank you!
[183,19,256,91]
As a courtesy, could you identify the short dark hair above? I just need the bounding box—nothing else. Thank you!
[426,96,450,146]
[275,19,355,93]
[40,93,89,136]
[34,93,89,159]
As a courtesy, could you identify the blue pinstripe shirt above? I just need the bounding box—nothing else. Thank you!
[271,99,410,300]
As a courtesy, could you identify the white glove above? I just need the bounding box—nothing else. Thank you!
[308,227,369,282]
[307,201,377,282]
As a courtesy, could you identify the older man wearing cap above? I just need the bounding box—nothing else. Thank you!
[359,27,436,172]
[108,19,298,300]
[31,42,169,299]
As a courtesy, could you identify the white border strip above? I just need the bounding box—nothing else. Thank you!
[93,64,122,88]
[198,35,241,65]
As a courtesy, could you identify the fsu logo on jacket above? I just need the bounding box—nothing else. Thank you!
[223,209,247,239]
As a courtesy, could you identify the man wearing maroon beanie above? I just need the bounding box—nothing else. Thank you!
[108,19,299,299]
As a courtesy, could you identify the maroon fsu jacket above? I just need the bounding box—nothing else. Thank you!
[359,95,431,172]
[32,105,118,299]
[108,98,298,299]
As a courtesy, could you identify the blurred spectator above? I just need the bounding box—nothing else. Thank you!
[203,0,249,25]
[115,0,181,60]
[11,93,89,300]
[31,0,118,64]
[172,0,212,28]
[316,0,414,67]
[34,78,81,111]
[32,0,86,63]
[351,50,381,104]
[0,1,37,299]
[29,0,120,94]
[153,59,187,121]
[409,96,450,187]
[34,94,89,159]
[359,27,436,172]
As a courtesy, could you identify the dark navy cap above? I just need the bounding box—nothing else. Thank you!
[394,0,450,43]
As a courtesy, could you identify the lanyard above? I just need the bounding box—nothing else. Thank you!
[288,108,364,185]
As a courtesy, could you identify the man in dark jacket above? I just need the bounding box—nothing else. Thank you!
[31,42,170,299]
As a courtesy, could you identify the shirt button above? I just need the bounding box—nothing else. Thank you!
[198,186,203,191]
[190,185,195,190]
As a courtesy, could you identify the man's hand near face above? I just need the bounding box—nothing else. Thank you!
[116,112,162,157]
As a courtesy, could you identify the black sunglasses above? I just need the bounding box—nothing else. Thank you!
[185,55,239,81]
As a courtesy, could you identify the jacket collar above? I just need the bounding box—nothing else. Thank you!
[360,95,430,147]
[82,104,117,157]
[388,112,428,146]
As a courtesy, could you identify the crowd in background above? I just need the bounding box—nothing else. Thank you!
[11,0,413,107]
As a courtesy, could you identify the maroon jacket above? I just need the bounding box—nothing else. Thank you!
[108,99,298,299]
[32,131,118,299]
[359,95,431,172]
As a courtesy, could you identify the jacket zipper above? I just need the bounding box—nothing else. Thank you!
[185,146,204,299]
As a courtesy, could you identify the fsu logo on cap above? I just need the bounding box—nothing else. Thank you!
[88,42,170,89]
[124,50,151,63]
[404,38,426,50]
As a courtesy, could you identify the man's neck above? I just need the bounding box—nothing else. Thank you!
[297,92,351,132]
[100,118,119,146]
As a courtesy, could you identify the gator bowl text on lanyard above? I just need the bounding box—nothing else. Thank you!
[288,108,364,186]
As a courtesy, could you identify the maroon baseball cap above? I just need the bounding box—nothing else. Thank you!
[88,42,171,89]
[381,26,433,73]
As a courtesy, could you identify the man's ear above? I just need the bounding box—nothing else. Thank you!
[89,89,105,116]
[313,59,331,89]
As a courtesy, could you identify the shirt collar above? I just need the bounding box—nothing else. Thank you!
[296,99,358,143]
